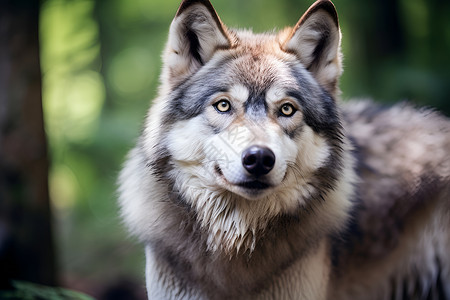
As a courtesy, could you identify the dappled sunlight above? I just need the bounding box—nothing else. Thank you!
[109,47,154,97]
[50,165,79,211]
[44,70,105,144]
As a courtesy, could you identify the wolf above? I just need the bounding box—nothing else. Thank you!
[118,0,450,299]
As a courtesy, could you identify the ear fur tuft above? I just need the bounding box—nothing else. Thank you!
[282,0,342,96]
[162,0,231,89]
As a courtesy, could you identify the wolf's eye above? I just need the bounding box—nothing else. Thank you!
[280,103,296,117]
[214,99,231,113]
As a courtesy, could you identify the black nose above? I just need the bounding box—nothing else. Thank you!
[242,146,276,177]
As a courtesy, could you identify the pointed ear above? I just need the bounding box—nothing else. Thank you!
[282,0,342,96]
[162,0,231,87]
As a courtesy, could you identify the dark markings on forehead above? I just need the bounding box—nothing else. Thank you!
[233,53,278,117]
[289,65,312,88]
[244,91,267,117]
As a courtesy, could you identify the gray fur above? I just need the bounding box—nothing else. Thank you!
[118,0,450,299]
[332,101,450,300]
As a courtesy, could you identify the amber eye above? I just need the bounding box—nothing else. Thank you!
[214,99,231,113]
[280,103,296,117]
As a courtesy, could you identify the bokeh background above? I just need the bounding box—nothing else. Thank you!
[1,0,450,299]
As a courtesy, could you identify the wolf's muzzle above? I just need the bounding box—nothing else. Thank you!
[242,146,276,177]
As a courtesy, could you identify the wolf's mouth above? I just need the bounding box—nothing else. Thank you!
[214,165,271,190]
[236,180,271,190]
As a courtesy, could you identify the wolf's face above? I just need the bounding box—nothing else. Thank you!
[138,0,352,253]
[165,52,337,203]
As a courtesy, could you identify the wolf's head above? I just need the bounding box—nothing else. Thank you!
[121,0,355,255]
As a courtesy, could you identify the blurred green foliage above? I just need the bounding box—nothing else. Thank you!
[1,281,94,300]
[39,0,450,294]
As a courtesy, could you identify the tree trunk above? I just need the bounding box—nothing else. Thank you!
[0,0,56,288]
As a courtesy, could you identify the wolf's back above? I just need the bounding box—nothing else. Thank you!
[331,100,450,299]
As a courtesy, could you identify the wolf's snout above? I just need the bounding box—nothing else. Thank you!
[242,146,276,177]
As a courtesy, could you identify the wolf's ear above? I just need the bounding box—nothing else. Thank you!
[162,0,231,87]
[282,0,342,96]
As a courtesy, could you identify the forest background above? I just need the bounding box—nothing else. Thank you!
[1,0,449,299]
